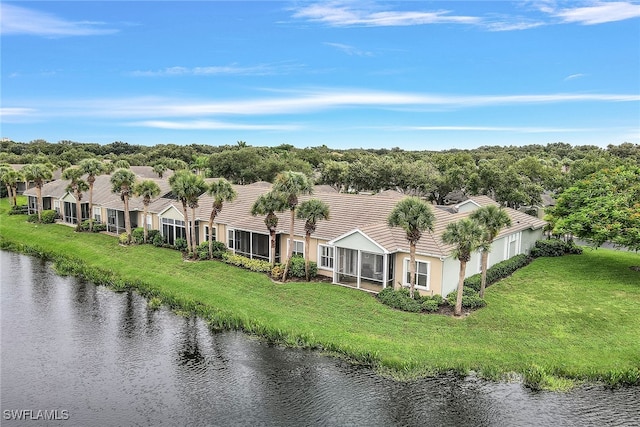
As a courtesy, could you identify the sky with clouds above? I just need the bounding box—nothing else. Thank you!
[1,1,639,150]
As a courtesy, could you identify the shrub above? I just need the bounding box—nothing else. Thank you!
[93,222,107,232]
[40,210,57,224]
[146,229,160,243]
[421,299,440,312]
[132,227,145,244]
[174,238,188,253]
[8,205,28,215]
[287,256,317,279]
[196,242,210,260]
[27,213,39,223]
[378,287,422,313]
[151,232,164,247]
[222,253,272,273]
[118,233,129,245]
[209,240,227,259]
[446,289,487,309]
[530,239,583,258]
[464,254,530,291]
[271,263,285,281]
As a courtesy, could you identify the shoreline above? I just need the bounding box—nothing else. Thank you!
[1,201,639,391]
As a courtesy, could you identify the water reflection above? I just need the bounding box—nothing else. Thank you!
[2,250,639,427]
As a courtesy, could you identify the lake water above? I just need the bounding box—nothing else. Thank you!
[1,250,639,426]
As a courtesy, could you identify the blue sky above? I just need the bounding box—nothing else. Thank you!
[1,1,639,150]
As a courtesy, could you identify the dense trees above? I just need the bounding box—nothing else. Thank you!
[548,166,640,251]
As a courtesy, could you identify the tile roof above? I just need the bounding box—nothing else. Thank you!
[26,174,546,258]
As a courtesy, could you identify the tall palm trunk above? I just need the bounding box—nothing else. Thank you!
[208,212,215,259]
[304,232,311,281]
[11,186,17,207]
[191,206,198,256]
[269,227,276,267]
[88,178,95,231]
[281,209,295,282]
[408,242,416,297]
[479,251,489,298]
[455,261,467,316]
[123,194,132,243]
[142,204,149,243]
[5,185,14,207]
[75,190,82,231]
[181,201,192,255]
[36,185,43,222]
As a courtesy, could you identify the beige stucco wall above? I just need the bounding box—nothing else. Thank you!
[392,252,445,296]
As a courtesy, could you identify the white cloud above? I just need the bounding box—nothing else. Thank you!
[564,73,586,81]
[0,107,37,116]
[290,2,640,30]
[324,42,373,56]
[131,120,301,131]
[291,2,480,27]
[0,4,118,36]
[552,1,640,25]
[130,62,304,77]
[23,90,638,120]
[401,125,601,133]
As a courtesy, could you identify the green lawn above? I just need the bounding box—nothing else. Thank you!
[2,198,639,389]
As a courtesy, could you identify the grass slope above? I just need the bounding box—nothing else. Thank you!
[1,198,639,389]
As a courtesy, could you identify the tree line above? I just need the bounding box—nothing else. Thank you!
[1,139,638,209]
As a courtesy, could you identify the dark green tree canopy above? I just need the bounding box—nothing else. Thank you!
[549,166,640,251]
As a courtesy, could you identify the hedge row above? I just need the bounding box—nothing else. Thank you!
[464,254,531,292]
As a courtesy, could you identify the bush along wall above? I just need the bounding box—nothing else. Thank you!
[529,239,583,257]
[378,288,447,314]
[464,254,531,292]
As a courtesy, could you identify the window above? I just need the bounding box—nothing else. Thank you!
[318,245,334,270]
[289,240,304,257]
[228,229,234,249]
[94,207,101,223]
[146,214,152,230]
[204,226,216,242]
[404,259,430,289]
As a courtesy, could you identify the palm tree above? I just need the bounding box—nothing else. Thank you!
[0,164,22,207]
[110,168,137,243]
[251,191,287,266]
[296,199,330,281]
[113,159,130,169]
[470,205,512,298]
[134,180,161,243]
[22,163,54,222]
[79,158,106,231]
[63,167,89,231]
[169,170,204,256]
[387,197,435,297]
[272,171,313,281]
[187,177,207,256]
[206,179,237,259]
[153,163,167,178]
[442,218,484,316]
